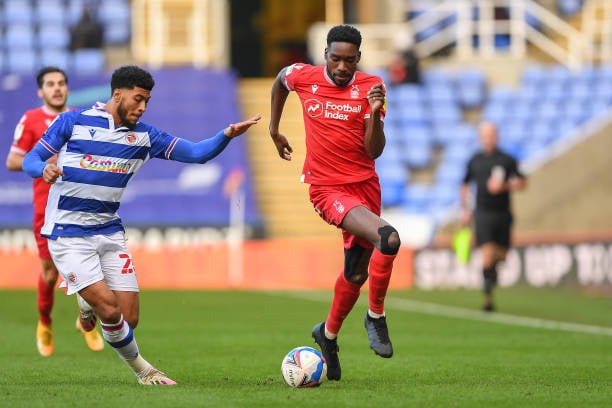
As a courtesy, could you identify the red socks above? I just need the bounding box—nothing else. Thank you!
[37,274,54,326]
[325,273,361,335]
[367,250,396,315]
[325,250,396,334]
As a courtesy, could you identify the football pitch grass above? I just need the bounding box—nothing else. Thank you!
[1,287,610,407]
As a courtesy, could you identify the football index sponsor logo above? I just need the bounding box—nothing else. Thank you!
[305,99,323,117]
[304,98,362,121]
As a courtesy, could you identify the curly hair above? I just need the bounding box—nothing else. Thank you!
[110,65,155,92]
[326,24,362,49]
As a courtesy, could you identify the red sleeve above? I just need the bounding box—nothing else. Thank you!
[11,112,39,155]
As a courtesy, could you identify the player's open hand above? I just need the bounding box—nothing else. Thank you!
[224,113,262,138]
[367,83,385,111]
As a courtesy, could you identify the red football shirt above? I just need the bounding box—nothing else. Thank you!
[10,106,60,217]
[283,63,386,185]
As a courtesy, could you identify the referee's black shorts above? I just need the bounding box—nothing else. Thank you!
[474,210,513,247]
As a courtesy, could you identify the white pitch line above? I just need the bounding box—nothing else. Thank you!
[273,291,612,337]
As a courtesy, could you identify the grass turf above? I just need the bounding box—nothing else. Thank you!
[0,287,610,407]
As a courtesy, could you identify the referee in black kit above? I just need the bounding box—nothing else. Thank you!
[460,122,527,312]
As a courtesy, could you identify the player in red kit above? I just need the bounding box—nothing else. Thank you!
[269,25,401,381]
[5,66,104,356]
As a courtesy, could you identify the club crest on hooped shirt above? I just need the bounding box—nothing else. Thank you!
[125,132,138,144]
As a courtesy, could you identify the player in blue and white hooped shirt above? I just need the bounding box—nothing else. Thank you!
[22,65,261,385]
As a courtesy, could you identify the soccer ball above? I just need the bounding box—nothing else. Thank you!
[281,346,327,388]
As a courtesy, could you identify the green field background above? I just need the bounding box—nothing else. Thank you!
[0,287,610,407]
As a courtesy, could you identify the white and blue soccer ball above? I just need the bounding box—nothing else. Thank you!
[281,346,327,388]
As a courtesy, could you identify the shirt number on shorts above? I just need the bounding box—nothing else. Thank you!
[119,253,135,274]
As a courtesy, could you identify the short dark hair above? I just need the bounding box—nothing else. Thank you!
[36,66,68,88]
[326,25,362,49]
[110,65,155,93]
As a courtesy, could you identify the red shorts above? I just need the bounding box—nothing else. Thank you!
[308,176,381,250]
[33,209,51,260]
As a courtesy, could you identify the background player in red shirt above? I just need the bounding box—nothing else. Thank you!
[5,66,104,356]
[269,25,401,381]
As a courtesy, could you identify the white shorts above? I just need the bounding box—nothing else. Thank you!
[48,231,139,295]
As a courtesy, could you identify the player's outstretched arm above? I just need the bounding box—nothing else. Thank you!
[171,114,262,164]
[224,114,262,138]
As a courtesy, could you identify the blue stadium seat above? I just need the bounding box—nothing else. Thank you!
[4,24,36,50]
[536,101,561,121]
[104,24,131,45]
[482,102,508,123]
[425,82,456,104]
[39,49,72,72]
[557,0,583,16]
[430,182,459,208]
[401,123,432,145]
[396,102,429,125]
[499,121,527,144]
[541,82,567,102]
[443,142,475,164]
[66,0,86,25]
[422,68,454,86]
[402,142,433,169]
[377,161,409,208]
[6,49,38,75]
[429,102,462,124]
[401,183,431,213]
[97,0,131,44]
[435,161,465,185]
[521,64,547,88]
[392,83,425,104]
[37,25,71,50]
[2,0,34,25]
[34,1,67,26]
[547,65,572,84]
[72,49,105,76]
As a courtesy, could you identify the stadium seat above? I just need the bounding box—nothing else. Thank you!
[482,102,508,123]
[66,0,85,25]
[6,49,38,75]
[396,102,429,125]
[39,49,72,72]
[425,82,456,104]
[72,49,105,76]
[402,142,433,169]
[392,83,425,104]
[429,102,462,124]
[401,183,431,213]
[377,161,410,208]
[37,25,71,50]
[435,161,466,186]
[521,64,547,88]
[4,24,36,50]
[34,1,66,26]
[104,24,131,45]
[557,0,583,16]
[2,0,34,25]
[97,0,131,44]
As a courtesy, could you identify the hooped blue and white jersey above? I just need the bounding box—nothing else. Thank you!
[39,103,178,238]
